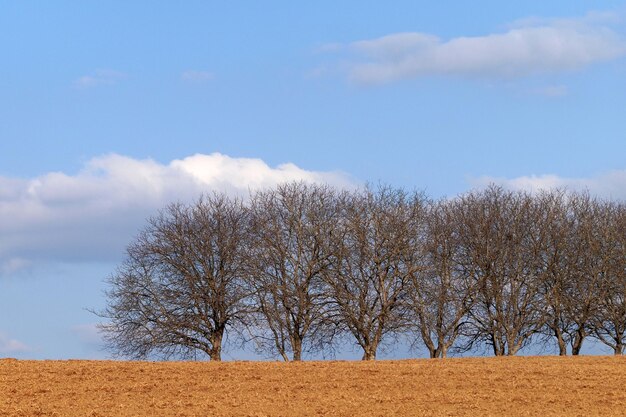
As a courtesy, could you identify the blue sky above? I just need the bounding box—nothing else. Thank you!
[1,1,625,359]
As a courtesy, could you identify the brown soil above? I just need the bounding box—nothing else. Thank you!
[1,356,625,416]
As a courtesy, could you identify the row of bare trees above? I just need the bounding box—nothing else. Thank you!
[99,183,625,361]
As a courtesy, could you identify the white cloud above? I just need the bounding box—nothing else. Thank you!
[0,153,354,273]
[74,69,127,88]
[471,170,626,200]
[323,13,626,84]
[181,70,215,83]
[0,332,30,354]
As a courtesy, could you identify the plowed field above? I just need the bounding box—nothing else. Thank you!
[2,356,626,416]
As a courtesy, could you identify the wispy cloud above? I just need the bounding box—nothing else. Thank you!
[74,69,127,89]
[0,153,355,275]
[0,332,30,354]
[320,12,626,85]
[181,70,215,83]
[471,170,626,200]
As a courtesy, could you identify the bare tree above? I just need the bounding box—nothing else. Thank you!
[592,201,626,354]
[560,193,609,355]
[246,183,339,361]
[534,189,578,355]
[407,199,474,358]
[327,186,426,360]
[456,186,545,356]
[95,182,626,361]
[98,194,250,361]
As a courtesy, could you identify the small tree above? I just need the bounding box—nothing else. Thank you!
[98,193,250,361]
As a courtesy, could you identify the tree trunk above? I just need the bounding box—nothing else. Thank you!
[292,336,303,361]
[362,345,377,360]
[436,344,448,359]
[506,336,522,356]
[421,330,437,358]
[614,343,623,355]
[209,326,225,361]
[418,316,437,358]
[555,328,567,356]
[491,334,505,356]
[436,335,447,358]
[428,347,437,359]
[433,346,441,358]
[572,329,585,356]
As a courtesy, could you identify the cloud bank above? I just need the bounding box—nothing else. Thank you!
[472,170,626,200]
[323,13,626,84]
[0,153,353,274]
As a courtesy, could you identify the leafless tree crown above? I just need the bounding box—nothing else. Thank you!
[98,193,250,361]
[98,183,626,360]
[246,182,339,361]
